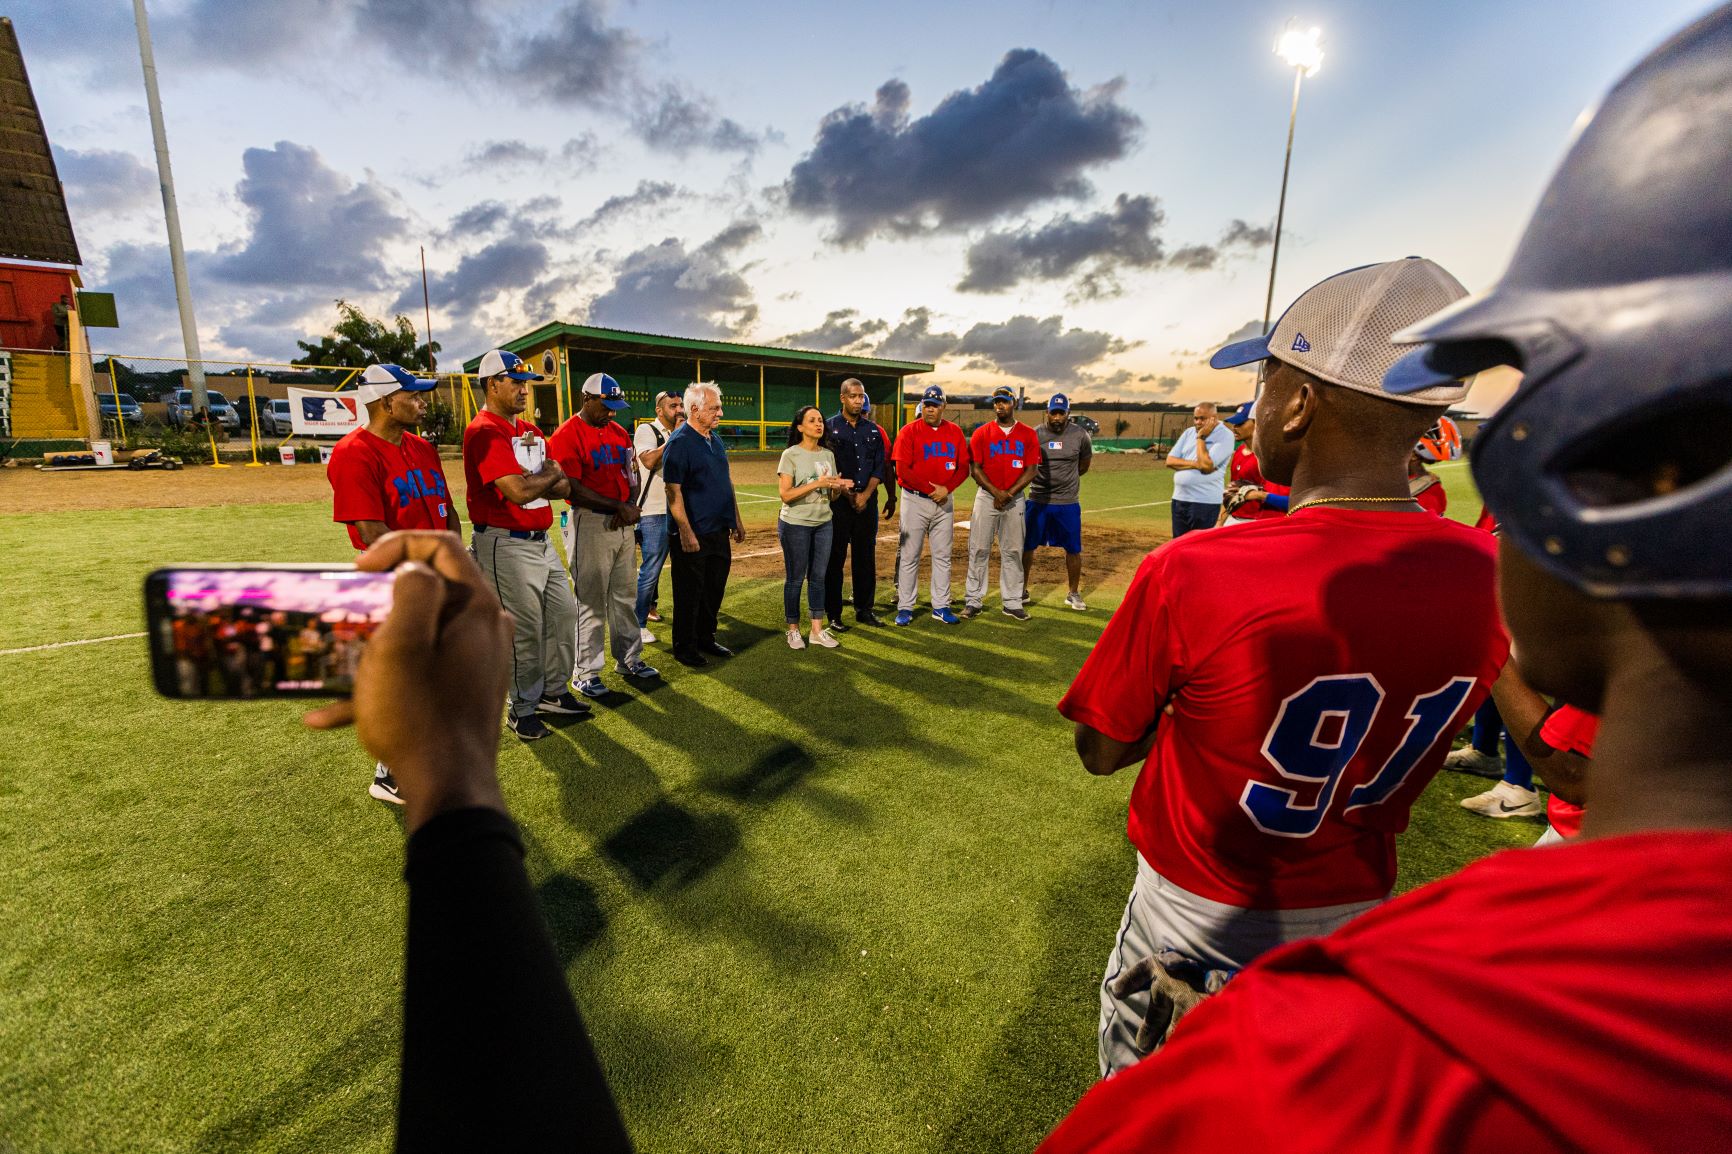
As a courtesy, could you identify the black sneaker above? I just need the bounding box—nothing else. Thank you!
[369,764,405,805]
[1001,605,1031,621]
[508,713,551,742]
[699,641,734,658]
[673,649,709,668]
[829,619,851,634]
[856,611,884,627]
[959,604,982,620]
[537,692,592,716]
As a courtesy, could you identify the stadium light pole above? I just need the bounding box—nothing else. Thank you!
[132,0,208,413]
[1262,24,1324,332]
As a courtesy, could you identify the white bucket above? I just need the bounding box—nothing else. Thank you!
[318,444,334,464]
[279,445,297,466]
[91,441,114,466]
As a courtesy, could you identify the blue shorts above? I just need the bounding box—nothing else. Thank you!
[1025,501,1082,554]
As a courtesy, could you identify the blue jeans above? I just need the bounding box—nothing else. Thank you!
[635,514,670,626]
[1171,500,1220,539]
[779,519,834,624]
[1470,697,1533,788]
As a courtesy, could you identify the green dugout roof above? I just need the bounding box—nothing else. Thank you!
[461,321,935,377]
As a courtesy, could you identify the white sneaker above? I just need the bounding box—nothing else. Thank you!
[1460,780,1545,819]
[638,626,656,646]
[786,626,806,650]
[1443,747,1504,777]
[1064,592,1087,611]
[809,627,839,649]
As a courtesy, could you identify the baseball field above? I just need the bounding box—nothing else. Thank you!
[0,455,1533,1153]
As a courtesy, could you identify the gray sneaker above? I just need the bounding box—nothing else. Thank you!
[1002,605,1030,621]
[617,658,660,679]
[1442,747,1504,778]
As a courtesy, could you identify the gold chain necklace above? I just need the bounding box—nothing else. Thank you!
[1288,495,1421,514]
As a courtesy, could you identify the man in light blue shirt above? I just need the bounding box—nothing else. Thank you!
[1164,402,1234,538]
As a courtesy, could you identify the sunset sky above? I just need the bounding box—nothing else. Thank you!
[13,0,1711,409]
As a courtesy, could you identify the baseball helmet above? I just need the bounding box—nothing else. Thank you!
[1415,416,1461,463]
[1383,4,1732,598]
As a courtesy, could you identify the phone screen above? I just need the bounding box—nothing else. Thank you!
[144,566,395,699]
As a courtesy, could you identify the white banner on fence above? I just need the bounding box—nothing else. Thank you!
[288,387,363,436]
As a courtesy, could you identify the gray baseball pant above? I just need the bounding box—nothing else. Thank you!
[563,508,643,679]
[472,529,578,719]
[895,491,954,612]
[964,491,1026,610]
[1098,853,1383,1076]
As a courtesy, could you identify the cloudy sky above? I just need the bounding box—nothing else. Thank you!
[14,0,1711,406]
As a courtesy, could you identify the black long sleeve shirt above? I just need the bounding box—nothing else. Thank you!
[398,807,633,1153]
[825,411,889,490]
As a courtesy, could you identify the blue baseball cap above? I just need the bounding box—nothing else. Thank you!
[354,363,436,404]
[477,349,545,382]
[990,385,1017,405]
[861,395,872,415]
[1223,401,1254,426]
[920,384,945,406]
[1047,393,1070,412]
[581,372,629,411]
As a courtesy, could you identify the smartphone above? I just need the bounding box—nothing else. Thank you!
[144,565,395,699]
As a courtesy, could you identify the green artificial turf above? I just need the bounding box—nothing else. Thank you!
[0,462,1529,1153]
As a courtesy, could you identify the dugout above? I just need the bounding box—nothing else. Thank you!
[462,323,934,448]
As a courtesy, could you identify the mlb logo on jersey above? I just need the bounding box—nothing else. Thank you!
[391,467,449,509]
[589,443,631,471]
[922,442,957,461]
[987,440,1022,459]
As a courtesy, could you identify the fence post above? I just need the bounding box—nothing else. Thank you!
[107,355,127,448]
[758,364,766,451]
[244,363,263,467]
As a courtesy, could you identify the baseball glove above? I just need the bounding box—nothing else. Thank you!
[1110,949,1234,1051]
[1224,486,1266,516]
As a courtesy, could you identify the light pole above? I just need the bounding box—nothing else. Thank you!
[1262,24,1324,331]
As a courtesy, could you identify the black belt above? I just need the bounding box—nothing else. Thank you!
[474,524,547,541]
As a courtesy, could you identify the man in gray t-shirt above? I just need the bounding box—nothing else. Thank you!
[1022,393,1094,611]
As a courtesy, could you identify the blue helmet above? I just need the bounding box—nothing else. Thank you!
[1384,5,1732,599]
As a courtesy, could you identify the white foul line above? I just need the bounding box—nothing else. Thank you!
[0,632,146,657]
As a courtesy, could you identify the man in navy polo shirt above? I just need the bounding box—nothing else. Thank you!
[823,377,889,628]
[662,381,746,667]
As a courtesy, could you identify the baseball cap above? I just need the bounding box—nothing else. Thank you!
[582,372,629,411]
[477,349,545,382]
[1222,401,1254,426]
[353,363,435,405]
[1209,257,1471,406]
[1047,393,1070,412]
[990,385,1017,404]
[920,384,945,406]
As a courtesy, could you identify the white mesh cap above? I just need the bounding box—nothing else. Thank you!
[1211,258,1472,406]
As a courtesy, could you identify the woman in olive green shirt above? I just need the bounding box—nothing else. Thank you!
[778,406,853,649]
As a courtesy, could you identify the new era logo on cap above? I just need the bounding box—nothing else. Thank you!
[1291,333,1311,353]
[478,349,545,382]
[581,372,629,411]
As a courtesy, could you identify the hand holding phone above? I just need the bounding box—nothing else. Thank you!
[304,531,512,831]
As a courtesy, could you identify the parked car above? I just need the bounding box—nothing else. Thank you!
[96,392,144,423]
[262,398,294,436]
[165,388,242,430]
[1070,413,1101,435]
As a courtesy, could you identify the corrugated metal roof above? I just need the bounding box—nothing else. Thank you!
[463,321,936,376]
[0,18,81,266]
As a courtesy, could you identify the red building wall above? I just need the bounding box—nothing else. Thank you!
[0,261,77,351]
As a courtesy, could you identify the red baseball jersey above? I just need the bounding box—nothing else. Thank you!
[547,415,634,505]
[1227,443,1289,520]
[327,427,453,550]
[1039,831,1732,1154]
[1540,705,1598,838]
[969,420,1039,493]
[1059,508,1507,908]
[892,419,970,496]
[463,409,553,532]
[1413,474,1449,516]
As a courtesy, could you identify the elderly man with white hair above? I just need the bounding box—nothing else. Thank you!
[661,381,746,668]
[1163,401,1235,538]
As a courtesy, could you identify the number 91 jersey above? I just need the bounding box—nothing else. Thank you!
[1059,508,1507,909]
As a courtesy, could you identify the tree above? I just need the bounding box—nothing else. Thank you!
[294,299,439,370]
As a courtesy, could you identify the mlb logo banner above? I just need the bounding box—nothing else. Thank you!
[288,387,362,435]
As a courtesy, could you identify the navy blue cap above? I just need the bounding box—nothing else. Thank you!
[1223,401,1254,426]
[920,385,945,405]
[581,372,629,411]
[990,385,1016,403]
[1047,392,1070,411]
[478,349,545,382]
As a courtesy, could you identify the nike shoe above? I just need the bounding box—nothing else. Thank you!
[638,626,656,646]
[787,626,806,650]
[508,712,551,742]
[576,675,608,699]
[617,659,660,679]
[829,619,851,634]
[1442,747,1504,778]
[537,692,592,716]
[894,610,914,627]
[1064,592,1087,611]
[369,764,405,806]
[959,604,982,620]
[1002,606,1030,621]
[1460,780,1545,819]
[931,607,960,625]
[809,628,839,649]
